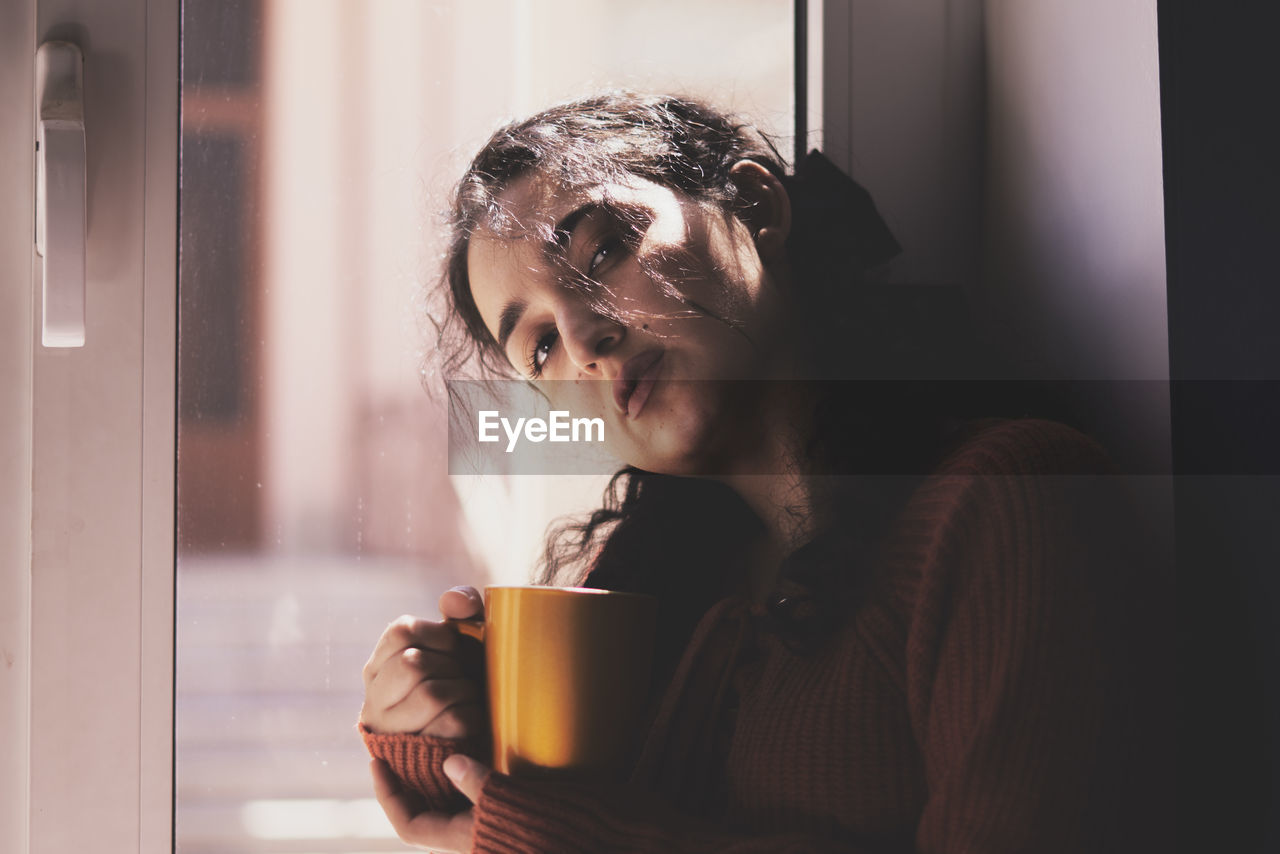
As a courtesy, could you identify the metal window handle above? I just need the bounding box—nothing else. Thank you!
[35,41,86,348]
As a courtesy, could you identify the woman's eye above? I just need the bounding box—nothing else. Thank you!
[528,331,558,377]
[587,236,624,278]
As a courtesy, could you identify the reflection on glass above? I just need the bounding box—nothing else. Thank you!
[176,2,793,850]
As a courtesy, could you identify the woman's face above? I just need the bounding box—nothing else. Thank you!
[466,163,792,475]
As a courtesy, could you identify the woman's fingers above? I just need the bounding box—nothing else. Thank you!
[378,676,482,736]
[372,647,464,706]
[362,648,460,732]
[439,586,484,621]
[361,592,486,737]
[370,759,475,853]
[363,615,461,686]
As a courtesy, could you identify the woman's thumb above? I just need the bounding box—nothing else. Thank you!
[443,753,490,804]
[438,586,483,620]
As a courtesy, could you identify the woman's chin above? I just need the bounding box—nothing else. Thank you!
[615,403,738,476]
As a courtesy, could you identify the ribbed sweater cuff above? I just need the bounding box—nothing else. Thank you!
[358,722,482,814]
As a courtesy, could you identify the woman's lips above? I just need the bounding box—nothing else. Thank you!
[614,350,664,419]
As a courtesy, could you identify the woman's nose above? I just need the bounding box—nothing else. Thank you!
[556,301,624,374]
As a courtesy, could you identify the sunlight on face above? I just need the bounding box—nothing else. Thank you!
[467,172,788,475]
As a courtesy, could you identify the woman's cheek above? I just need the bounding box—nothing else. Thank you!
[539,380,607,425]
[622,386,728,474]
[634,244,725,310]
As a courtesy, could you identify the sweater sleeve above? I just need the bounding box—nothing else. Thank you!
[903,419,1162,852]
[359,722,485,815]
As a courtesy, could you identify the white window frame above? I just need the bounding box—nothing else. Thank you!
[1,0,177,851]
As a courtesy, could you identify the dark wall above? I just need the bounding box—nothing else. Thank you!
[1160,2,1280,850]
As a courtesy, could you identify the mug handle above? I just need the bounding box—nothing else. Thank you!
[446,617,485,643]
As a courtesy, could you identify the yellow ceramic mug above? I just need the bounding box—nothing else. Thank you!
[452,586,658,779]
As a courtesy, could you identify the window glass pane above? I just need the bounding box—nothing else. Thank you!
[176,3,793,850]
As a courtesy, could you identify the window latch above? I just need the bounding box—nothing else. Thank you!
[35,41,86,348]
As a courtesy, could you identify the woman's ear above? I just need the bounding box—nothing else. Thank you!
[729,159,792,262]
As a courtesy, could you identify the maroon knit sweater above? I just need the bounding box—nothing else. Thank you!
[362,419,1172,852]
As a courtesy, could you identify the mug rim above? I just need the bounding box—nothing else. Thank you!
[483,584,656,602]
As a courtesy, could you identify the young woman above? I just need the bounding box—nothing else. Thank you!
[358,92,1170,853]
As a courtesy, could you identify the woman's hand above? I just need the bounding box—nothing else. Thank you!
[371,753,492,853]
[360,586,485,738]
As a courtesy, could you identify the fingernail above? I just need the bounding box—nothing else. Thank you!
[443,754,467,782]
[448,586,478,599]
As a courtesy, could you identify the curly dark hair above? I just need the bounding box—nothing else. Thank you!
[439,91,791,376]
[432,91,967,676]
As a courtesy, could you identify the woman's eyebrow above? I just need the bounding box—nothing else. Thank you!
[497,298,527,351]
